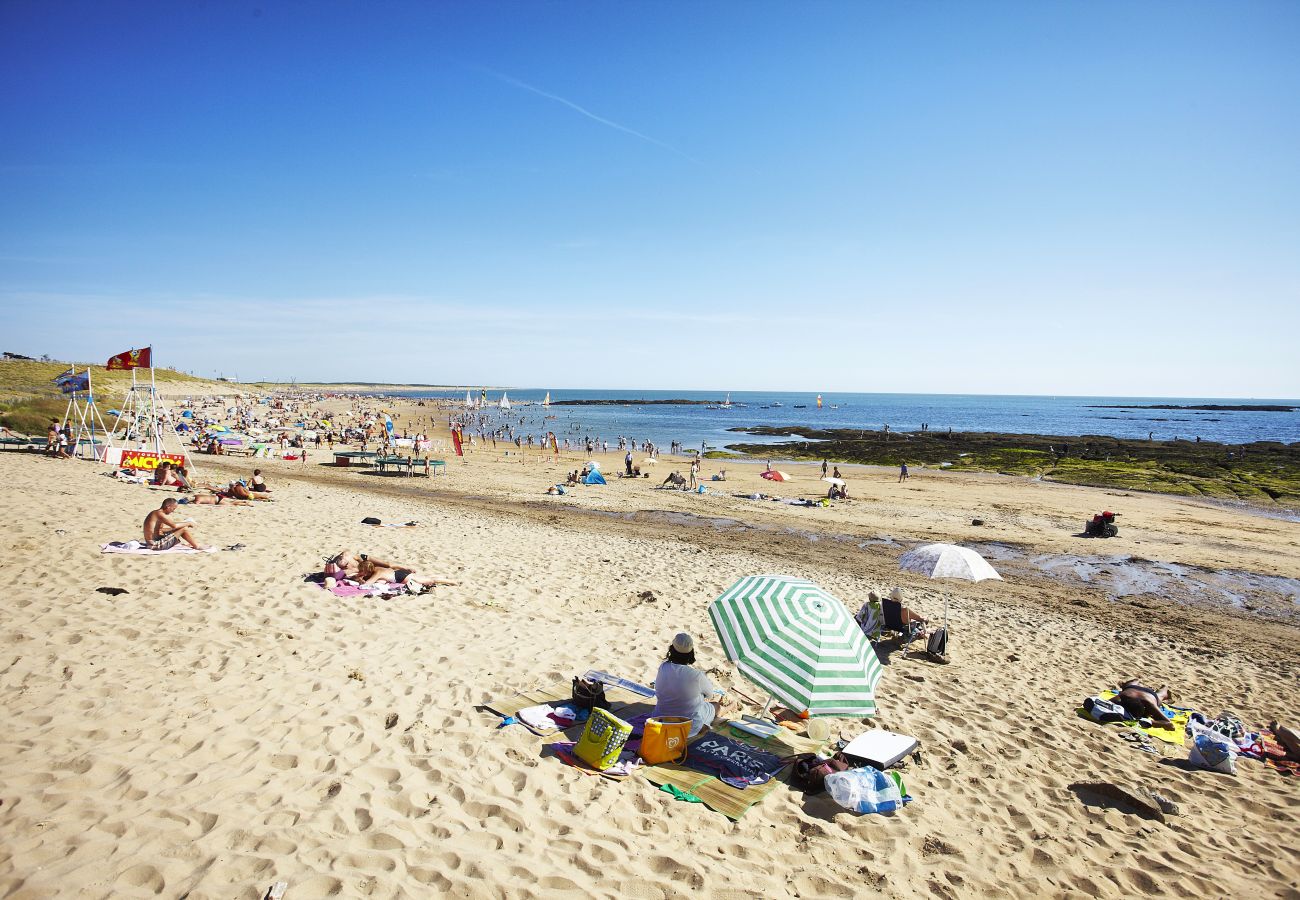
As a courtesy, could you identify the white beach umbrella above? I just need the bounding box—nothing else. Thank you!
[898,543,1002,583]
[821,476,846,487]
[897,543,1002,635]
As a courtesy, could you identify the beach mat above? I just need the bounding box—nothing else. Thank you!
[639,720,827,820]
[484,683,651,721]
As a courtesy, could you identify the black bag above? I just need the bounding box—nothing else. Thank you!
[571,677,609,711]
[789,753,851,795]
[926,627,948,659]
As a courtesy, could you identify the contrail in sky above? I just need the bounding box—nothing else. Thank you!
[484,67,701,165]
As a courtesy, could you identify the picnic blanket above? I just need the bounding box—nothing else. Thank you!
[305,576,407,598]
[484,685,825,817]
[101,541,216,555]
[1077,691,1190,746]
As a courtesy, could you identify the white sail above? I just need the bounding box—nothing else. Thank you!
[543,392,550,407]
[465,390,474,408]
[722,392,732,409]
[499,392,511,410]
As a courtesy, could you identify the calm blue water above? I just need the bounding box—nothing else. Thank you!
[381,390,1300,453]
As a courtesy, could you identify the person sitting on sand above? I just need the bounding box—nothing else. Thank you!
[652,633,722,738]
[1114,680,1175,727]
[143,497,210,551]
[249,469,270,492]
[355,556,458,593]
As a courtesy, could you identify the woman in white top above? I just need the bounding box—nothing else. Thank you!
[653,633,721,737]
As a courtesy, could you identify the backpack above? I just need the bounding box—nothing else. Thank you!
[1084,696,1128,724]
[926,627,948,658]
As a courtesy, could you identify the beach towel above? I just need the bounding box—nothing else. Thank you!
[101,541,216,555]
[1076,691,1190,746]
[1239,729,1300,777]
[684,733,786,789]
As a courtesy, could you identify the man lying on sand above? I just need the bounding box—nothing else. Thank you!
[143,498,211,551]
[1114,680,1175,727]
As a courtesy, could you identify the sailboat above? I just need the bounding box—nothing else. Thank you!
[499,392,511,410]
[543,392,551,408]
[721,393,732,410]
[464,389,474,409]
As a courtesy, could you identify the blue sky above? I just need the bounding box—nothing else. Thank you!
[2,1,1297,396]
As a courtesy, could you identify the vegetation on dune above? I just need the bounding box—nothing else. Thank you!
[722,427,1300,507]
[0,360,237,435]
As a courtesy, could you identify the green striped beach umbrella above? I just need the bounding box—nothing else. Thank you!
[709,575,883,718]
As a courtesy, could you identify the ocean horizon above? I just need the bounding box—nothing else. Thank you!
[371,388,1300,451]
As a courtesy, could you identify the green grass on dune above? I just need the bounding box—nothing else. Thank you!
[0,359,238,435]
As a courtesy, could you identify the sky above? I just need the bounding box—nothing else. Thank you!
[2,1,1298,397]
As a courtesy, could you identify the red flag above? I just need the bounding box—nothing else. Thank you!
[106,347,151,370]
[451,427,464,457]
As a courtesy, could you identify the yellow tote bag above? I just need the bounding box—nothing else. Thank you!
[574,708,633,771]
[641,716,691,765]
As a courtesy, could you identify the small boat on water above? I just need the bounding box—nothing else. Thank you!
[793,404,807,408]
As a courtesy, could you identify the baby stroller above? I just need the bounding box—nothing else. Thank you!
[1084,511,1119,537]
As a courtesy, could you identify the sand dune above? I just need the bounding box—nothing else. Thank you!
[0,442,1297,898]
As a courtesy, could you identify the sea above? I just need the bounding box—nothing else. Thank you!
[376,390,1300,453]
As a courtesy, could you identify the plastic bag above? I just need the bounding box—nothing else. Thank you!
[824,767,904,814]
[1188,732,1237,775]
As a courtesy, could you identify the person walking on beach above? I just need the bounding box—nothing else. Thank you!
[899,462,909,482]
[821,459,828,478]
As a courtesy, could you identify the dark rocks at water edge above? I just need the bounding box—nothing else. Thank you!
[721,427,1300,506]
[1087,404,1295,413]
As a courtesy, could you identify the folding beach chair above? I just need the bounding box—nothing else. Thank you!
[881,595,927,659]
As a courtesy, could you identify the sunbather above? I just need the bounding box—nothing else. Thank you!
[1114,680,1175,726]
[1271,721,1300,759]
[651,632,721,737]
[882,587,927,632]
[356,556,458,592]
[143,497,210,550]
[250,469,270,492]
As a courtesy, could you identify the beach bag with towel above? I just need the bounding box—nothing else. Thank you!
[1083,696,1128,724]
[574,708,633,771]
[1188,732,1238,775]
[640,716,691,765]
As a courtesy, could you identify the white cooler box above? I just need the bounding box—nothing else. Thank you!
[841,729,919,769]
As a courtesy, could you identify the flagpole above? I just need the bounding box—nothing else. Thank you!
[149,346,160,455]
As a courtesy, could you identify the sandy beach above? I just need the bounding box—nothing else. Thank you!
[1,396,1297,899]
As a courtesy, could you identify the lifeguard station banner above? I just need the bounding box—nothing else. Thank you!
[106,347,152,370]
[103,448,187,470]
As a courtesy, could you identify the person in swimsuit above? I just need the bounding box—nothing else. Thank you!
[250,469,270,492]
[1114,680,1174,726]
[143,498,209,550]
[356,557,458,592]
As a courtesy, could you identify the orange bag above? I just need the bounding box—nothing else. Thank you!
[640,716,691,765]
